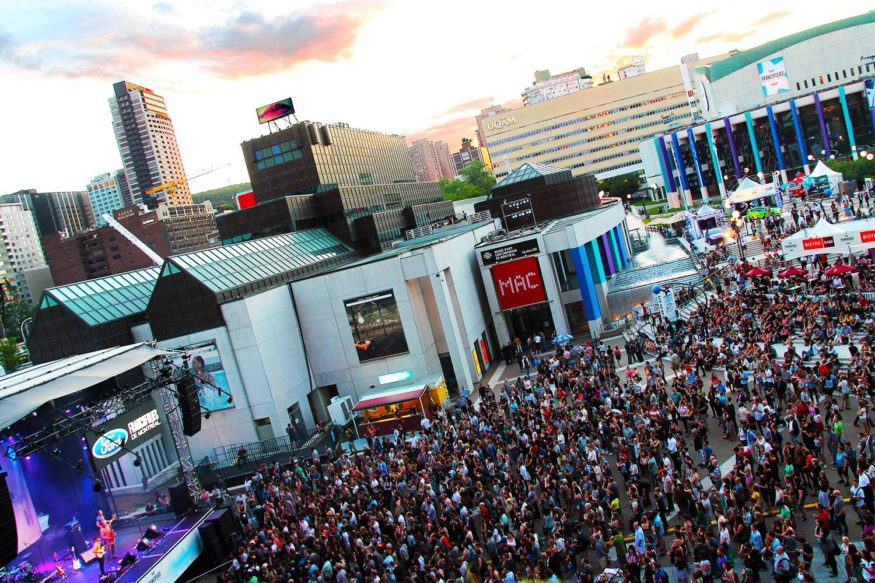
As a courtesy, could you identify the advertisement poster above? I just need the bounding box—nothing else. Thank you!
[491,256,547,311]
[87,402,163,469]
[256,98,295,124]
[866,79,875,110]
[757,57,789,96]
[345,290,409,363]
[172,342,234,412]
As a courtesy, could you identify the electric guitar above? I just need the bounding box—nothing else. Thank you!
[70,548,81,571]
[53,553,67,579]
[99,514,118,546]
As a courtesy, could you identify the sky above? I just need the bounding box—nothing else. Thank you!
[0,0,872,194]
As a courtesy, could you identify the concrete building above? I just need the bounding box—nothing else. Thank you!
[640,12,875,206]
[115,169,134,208]
[86,173,125,226]
[109,81,191,208]
[0,202,49,305]
[409,138,455,182]
[478,56,722,182]
[451,138,491,175]
[618,56,647,80]
[1,190,94,237]
[522,68,594,106]
[42,203,217,285]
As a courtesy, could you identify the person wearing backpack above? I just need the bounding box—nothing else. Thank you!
[772,545,794,582]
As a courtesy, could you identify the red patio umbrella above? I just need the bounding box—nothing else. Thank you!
[823,264,856,276]
[744,267,772,278]
[777,267,807,279]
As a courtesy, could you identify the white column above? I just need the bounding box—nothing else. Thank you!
[431,270,476,392]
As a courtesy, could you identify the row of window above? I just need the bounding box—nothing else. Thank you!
[255,148,304,170]
[794,63,874,91]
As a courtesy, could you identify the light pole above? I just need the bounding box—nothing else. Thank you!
[725,210,746,261]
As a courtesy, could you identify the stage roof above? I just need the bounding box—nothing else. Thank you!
[0,343,168,430]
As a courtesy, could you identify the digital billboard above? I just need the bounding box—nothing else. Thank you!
[344,290,409,363]
[86,402,163,469]
[757,57,789,97]
[491,256,547,311]
[256,98,295,124]
[171,341,235,412]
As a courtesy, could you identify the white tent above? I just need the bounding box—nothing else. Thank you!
[0,343,168,430]
[725,178,778,207]
[780,218,847,260]
[810,161,843,193]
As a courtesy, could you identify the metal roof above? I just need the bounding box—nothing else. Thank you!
[705,11,875,82]
[492,162,570,189]
[41,267,161,327]
[166,229,356,302]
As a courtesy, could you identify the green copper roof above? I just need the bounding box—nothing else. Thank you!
[706,11,875,82]
[42,267,160,327]
[167,228,355,302]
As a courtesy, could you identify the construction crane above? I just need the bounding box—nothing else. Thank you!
[144,162,232,205]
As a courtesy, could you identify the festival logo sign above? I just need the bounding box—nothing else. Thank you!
[91,428,129,460]
[757,57,789,97]
[491,257,547,311]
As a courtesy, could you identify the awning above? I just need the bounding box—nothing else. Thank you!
[0,343,169,430]
[353,384,427,411]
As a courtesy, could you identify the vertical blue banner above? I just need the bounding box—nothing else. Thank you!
[571,246,600,321]
[766,106,785,171]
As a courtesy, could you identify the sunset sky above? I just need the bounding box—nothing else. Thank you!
[0,0,872,193]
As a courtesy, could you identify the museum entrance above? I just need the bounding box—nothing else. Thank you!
[505,302,554,344]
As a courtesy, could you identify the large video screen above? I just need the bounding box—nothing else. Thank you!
[172,341,235,412]
[86,401,163,470]
[256,98,295,124]
[344,290,409,363]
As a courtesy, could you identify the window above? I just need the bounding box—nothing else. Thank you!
[826,74,831,82]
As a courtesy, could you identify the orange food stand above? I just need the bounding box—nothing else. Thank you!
[354,376,447,436]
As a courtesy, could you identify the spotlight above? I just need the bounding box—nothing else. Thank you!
[133,456,142,468]
[93,481,103,493]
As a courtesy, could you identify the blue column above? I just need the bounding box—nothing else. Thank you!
[608,229,623,270]
[656,136,677,194]
[613,225,629,266]
[838,86,857,159]
[705,122,724,191]
[670,133,690,193]
[654,137,671,193]
[723,117,743,178]
[814,92,830,157]
[766,106,785,171]
[585,239,606,283]
[745,112,763,174]
[686,127,706,200]
[571,246,600,321]
[790,99,808,166]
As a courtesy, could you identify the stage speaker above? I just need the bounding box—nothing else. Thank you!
[176,381,201,437]
[0,472,18,566]
[167,483,194,517]
[143,525,161,540]
[197,521,225,564]
[119,551,137,568]
[205,508,236,555]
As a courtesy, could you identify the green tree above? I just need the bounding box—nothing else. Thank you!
[826,157,875,185]
[597,172,643,197]
[439,161,496,201]
[0,337,21,372]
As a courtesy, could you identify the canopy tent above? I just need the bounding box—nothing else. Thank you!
[0,343,168,431]
[685,204,726,240]
[780,218,848,260]
[353,383,428,411]
[725,178,779,208]
[810,161,843,193]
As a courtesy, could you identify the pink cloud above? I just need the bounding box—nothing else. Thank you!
[623,18,667,48]
[670,13,709,39]
[407,116,478,149]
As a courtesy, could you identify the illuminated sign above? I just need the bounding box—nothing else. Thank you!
[486,117,516,130]
[378,370,413,385]
[256,98,295,124]
[87,403,163,469]
[91,428,129,460]
[480,239,540,266]
[491,257,547,311]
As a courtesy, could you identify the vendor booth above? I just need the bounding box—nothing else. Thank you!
[353,376,448,436]
[684,204,726,241]
[779,218,875,260]
[725,178,779,208]
[810,161,843,194]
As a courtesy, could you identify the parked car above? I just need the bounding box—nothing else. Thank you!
[746,206,782,219]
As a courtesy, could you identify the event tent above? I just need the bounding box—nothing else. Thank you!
[780,217,875,260]
[810,161,843,193]
[724,178,778,207]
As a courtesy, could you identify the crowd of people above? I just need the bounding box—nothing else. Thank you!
[216,200,875,583]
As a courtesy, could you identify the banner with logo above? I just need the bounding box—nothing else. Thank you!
[757,57,789,97]
[171,341,234,412]
[87,402,163,469]
[491,256,547,311]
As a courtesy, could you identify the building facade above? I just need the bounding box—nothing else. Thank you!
[154,202,219,254]
[640,12,875,206]
[451,138,489,175]
[109,81,191,208]
[408,138,455,182]
[86,173,125,226]
[522,68,594,106]
[1,190,94,237]
[618,56,647,80]
[478,56,723,181]
[0,203,49,304]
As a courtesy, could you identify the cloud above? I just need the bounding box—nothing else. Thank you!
[407,115,478,148]
[623,17,667,48]
[696,30,752,45]
[0,1,382,79]
[751,10,793,27]
[670,13,709,39]
[436,97,493,118]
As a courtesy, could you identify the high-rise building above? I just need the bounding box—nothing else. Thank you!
[408,138,455,182]
[477,56,722,181]
[42,202,218,285]
[1,190,94,236]
[235,121,451,254]
[114,168,133,207]
[86,173,125,226]
[452,138,492,175]
[522,68,594,106]
[109,81,191,208]
[0,202,49,305]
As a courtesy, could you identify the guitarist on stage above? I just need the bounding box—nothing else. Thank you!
[92,537,106,575]
[96,511,117,560]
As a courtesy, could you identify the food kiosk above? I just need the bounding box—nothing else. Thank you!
[353,376,447,436]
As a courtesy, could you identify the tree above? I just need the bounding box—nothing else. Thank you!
[597,172,643,197]
[0,283,34,340]
[0,337,21,373]
[826,157,875,186]
[439,161,496,201]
